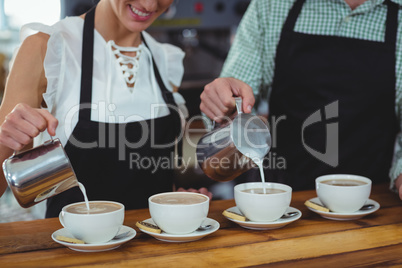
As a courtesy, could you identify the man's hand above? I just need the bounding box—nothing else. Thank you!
[200,77,255,123]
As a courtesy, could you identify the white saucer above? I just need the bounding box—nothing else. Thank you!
[223,206,302,230]
[305,197,380,221]
[138,218,219,242]
[52,225,136,252]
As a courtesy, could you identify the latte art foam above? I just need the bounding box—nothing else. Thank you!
[321,179,367,186]
[151,193,207,205]
[242,188,286,194]
[66,202,121,214]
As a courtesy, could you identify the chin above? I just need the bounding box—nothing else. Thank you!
[127,22,153,33]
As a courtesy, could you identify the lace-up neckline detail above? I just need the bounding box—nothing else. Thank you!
[110,40,142,90]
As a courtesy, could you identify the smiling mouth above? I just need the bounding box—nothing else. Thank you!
[130,5,152,17]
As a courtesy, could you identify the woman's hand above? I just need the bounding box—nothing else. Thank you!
[200,77,255,123]
[0,103,58,151]
[176,187,213,200]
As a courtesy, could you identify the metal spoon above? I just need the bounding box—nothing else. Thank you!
[359,204,375,211]
[197,224,212,231]
[281,211,299,219]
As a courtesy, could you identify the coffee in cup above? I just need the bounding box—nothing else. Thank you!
[234,182,292,222]
[316,174,371,213]
[148,192,209,235]
[59,201,124,244]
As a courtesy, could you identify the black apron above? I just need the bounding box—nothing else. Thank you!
[265,0,398,190]
[46,7,182,217]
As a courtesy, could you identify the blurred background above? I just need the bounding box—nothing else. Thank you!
[0,0,257,222]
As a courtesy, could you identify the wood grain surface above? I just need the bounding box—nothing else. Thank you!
[0,183,401,267]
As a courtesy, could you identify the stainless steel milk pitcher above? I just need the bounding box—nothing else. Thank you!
[196,98,271,182]
[3,138,78,208]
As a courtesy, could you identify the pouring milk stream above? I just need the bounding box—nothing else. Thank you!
[197,97,271,189]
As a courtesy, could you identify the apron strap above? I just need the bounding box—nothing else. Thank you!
[141,34,183,166]
[385,0,398,49]
[281,0,305,34]
[79,6,96,122]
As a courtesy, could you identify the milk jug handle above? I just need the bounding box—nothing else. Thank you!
[211,97,243,129]
[11,136,55,158]
[44,136,55,145]
[234,97,243,114]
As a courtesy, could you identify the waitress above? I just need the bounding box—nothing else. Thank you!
[0,0,211,218]
[200,0,402,199]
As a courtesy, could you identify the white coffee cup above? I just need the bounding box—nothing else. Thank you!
[316,174,372,213]
[59,201,124,244]
[148,192,209,235]
[234,182,292,222]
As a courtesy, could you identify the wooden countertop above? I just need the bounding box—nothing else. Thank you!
[0,183,401,267]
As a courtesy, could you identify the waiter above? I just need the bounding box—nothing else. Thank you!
[200,0,402,199]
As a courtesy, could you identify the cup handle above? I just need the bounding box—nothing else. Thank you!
[59,211,66,228]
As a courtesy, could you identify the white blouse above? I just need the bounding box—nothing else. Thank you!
[18,17,187,147]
